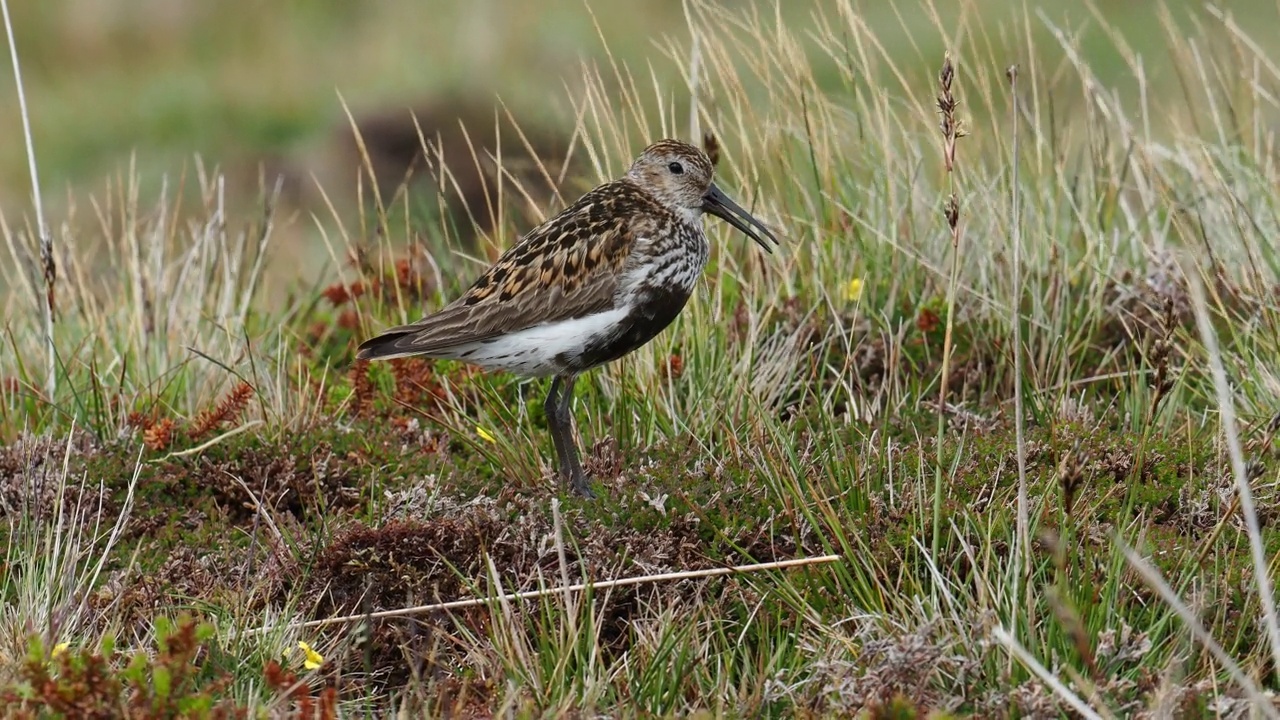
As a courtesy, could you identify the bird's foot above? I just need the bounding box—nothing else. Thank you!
[566,471,597,499]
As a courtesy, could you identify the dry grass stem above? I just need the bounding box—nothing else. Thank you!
[263,554,842,633]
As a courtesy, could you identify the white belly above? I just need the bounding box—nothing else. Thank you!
[440,306,632,377]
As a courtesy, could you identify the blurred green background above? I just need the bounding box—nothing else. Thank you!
[2,0,1276,268]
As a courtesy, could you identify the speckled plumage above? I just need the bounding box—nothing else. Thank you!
[357,138,778,497]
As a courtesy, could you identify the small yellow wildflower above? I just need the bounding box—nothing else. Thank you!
[298,641,324,670]
[476,426,497,444]
[51,642,69,659]
[844,277,865,303]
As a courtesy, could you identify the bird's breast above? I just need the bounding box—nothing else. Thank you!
[626,230,710,296]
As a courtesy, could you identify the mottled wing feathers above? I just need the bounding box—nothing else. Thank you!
[356,182,651,359]
[452,187,638,309]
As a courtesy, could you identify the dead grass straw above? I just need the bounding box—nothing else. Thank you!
[258,554,841,634]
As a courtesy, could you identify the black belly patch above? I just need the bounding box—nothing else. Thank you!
[559,286,692,371]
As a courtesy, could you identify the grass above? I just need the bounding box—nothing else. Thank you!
[3,0,1280,716]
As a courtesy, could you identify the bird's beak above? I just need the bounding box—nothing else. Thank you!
[702,183,779,253]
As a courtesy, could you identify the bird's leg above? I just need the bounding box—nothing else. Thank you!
[543,375,570,484]
[556,374,595,498]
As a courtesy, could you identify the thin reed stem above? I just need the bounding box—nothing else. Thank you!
[1,0,54,399]
[1007,63,1032,636]
[932,53,965,560]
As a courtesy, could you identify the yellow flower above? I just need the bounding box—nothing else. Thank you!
[51,642,69,659]
[844,278,865,303]
[298,641,323,670]
[476,426,496,444]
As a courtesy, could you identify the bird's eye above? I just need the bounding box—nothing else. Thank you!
[668,161,684,175]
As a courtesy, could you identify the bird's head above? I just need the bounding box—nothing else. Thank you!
[625,139,778,252]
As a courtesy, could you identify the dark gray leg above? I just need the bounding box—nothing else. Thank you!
[543,375,568,478]
[543,375,594,498]
[556,375,594,498]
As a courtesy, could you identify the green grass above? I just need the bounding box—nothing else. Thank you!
[2,0,1280,716]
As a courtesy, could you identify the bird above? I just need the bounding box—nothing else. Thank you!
[355,138,778,498]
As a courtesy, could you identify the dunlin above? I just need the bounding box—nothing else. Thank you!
[357,139,778,497]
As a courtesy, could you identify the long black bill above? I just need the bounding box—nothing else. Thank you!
[702,183,779,253]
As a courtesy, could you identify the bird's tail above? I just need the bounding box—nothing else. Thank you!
[355,331,423,361]
[357,307,478,361]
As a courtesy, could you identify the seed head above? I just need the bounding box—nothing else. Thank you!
[702,131,721,168]
[944,194,960,231]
